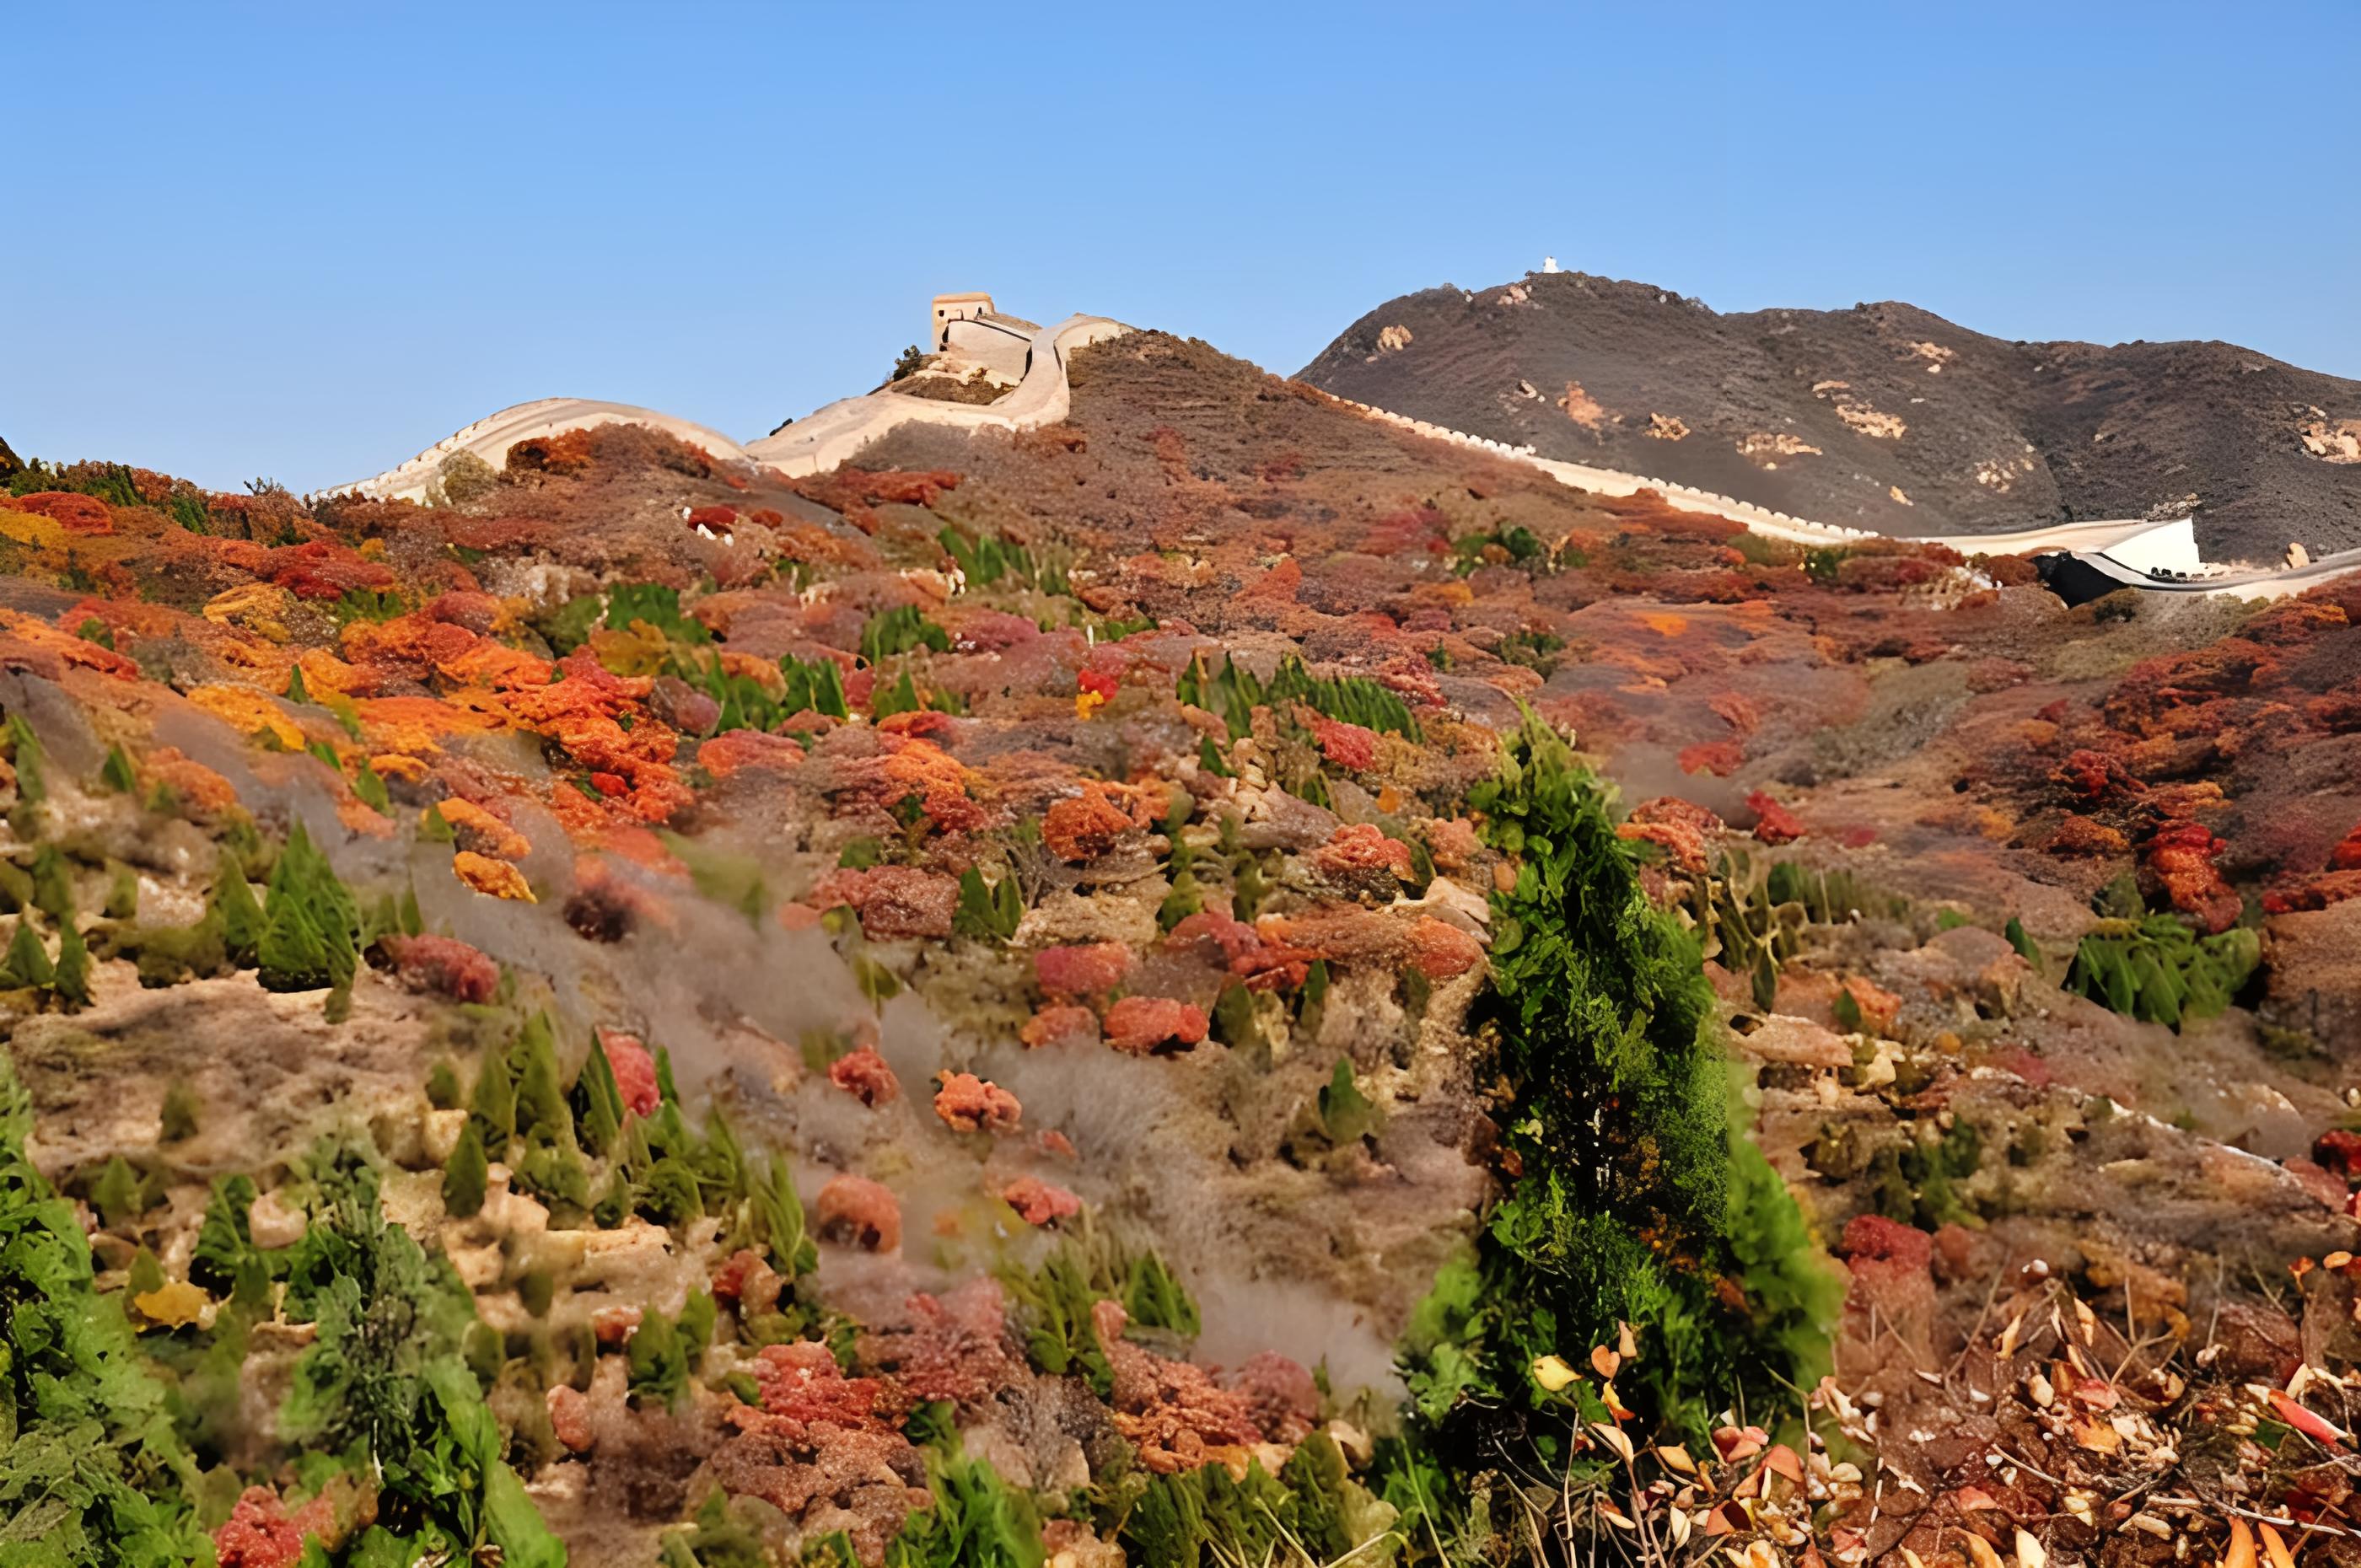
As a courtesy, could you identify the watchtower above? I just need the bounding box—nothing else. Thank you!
[930,293,997,351]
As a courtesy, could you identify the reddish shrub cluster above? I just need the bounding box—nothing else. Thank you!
[807,866,959,940]
[1044,785,1140,862]
[600,1030,663,1117]
[1000,1174,1082,1227]
[1745,790,1805,846]
[933,1071,1022,1133]
[1314,823,1412,883]
[1102,996,1209,1055]
[376,933,499,1003]
[212,1487,335,1568]
[711,1342,929,1565]
[858,1280,1030,1410]
[816,1173,902,1252]
[828,1044,900,1105]
[2142,819,2242,933]
[1092,1299,1264,1473]
[1616,797,1721,874]
[1021,1003,1102,1048]
[1035,942,1134,999]
[1308,714,1379,771]
[788,466,962,534]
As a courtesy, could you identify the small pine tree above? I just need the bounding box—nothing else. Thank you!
[105,865,138,921]
[1,920,54,988]
[4,712,46,803]
[471,1051,519,1156]
[352,760,390,816]
[30,844,73,920]
[210,853,264,966]
[511,1017,573,1143]
[51,920,91,1006]
[444,1122,489,1218]
[573,1034,627,1158]
[99,744,137,793]
[255,886,331,991]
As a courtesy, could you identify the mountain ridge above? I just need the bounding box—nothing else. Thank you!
[1298,270,2361,560]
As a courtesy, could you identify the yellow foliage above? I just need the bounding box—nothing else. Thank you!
[295,648,363,695]
[454,850,535,902]
[0,508,69,550]
[133,1280,211,1330]
[588,623,667,677]
[203,583,296,643]
[185,684,306,751]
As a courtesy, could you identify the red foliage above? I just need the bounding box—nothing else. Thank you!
[857,1280,1028,1410]
[1092,1298,1263,1473]
[698,728,806,781]
[2052,748,2145,804]
[1745,790,1806,846]
[507,428,599,474]
[827,1044,901,1106]
[789,466,962,534]
[1839,1214,1933,1299]
[2105,639,2280,736]
[1078,668,1121,701]
[1678,739,1745,777]
[713,1248,787,1315]
[547,1384,594,1453]
[1034,942,1135,1000]
[1164,910,1314,990]
[1616,796,1721,874]
[1000,1175,1082,1227]
[1044,785,1138,862]
[1308,714,1379,771]
[816,1173,902,1252]
[1224,1351,1320,1444]
[2314,1130,2361,1179]
[213,1486,334,1568]
[1021,1003,1102,1049]
[1407,916,1485,980]
[806,866,959,940]
[2263,872,2361,914]
[1314,823,1412,882]
[933,1071,1022,1133]
[600,1030,663,1117]
[9,491,114,535]
[2142,819,2242,933]
[1103,996,1210,1056]
[376,933,500,1004]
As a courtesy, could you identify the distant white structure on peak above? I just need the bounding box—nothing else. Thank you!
[1541,255,1561,273]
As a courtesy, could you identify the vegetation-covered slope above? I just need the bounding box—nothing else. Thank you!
[3,330,2359,1566]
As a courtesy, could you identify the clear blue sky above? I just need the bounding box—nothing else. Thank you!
[9,2,2356,494]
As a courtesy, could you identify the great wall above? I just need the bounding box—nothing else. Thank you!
[329,293,2361,601]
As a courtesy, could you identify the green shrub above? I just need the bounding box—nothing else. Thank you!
[0,1060,212,1566]
[2065,915,2260,1029]
[860,605,951,664]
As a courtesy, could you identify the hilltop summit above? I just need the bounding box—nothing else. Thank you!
[1299,270,2361,560]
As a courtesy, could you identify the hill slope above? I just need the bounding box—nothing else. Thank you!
[1299,271,2361,560]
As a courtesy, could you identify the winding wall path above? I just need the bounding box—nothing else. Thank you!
[326,314,1128,502]
[1331,398,2361,598]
